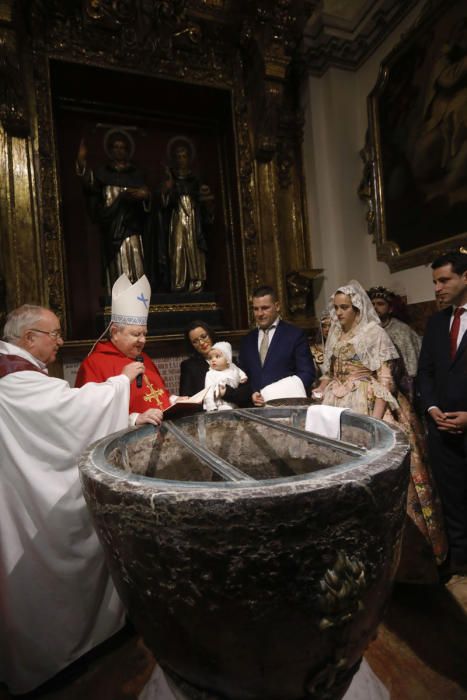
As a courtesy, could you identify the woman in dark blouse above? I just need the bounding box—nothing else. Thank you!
[179,320,251,406]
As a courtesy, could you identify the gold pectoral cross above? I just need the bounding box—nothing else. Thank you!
[143,382,165,408]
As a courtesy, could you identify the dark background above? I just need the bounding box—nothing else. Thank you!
[377,0,467,254]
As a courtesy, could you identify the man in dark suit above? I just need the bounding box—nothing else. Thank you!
[239,285,315,406]
[417,251,467,576]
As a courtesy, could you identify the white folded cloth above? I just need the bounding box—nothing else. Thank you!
[305,404,347,439]
[343,658,390,700]
[261,375,306,402]
[139,665,182,700]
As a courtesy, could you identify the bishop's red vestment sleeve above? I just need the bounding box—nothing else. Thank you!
[75,342,171,413]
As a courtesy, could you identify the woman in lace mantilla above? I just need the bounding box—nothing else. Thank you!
[315,280,447,583]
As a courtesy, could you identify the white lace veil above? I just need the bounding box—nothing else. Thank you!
[322,279,399,374]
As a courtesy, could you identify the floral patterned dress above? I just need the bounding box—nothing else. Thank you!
[323,337,447,583]
[310,342,325,379]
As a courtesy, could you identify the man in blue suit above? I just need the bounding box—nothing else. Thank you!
[417,251,467,576]
[239,285,315,406]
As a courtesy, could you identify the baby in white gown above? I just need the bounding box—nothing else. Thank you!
[203,341,247,411]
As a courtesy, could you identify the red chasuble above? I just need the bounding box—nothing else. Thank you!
[75,341,171,412]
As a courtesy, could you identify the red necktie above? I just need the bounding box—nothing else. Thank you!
[450,307,465,359]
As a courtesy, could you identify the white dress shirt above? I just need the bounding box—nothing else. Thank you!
[257,320,280,353]
[449,303,467,350]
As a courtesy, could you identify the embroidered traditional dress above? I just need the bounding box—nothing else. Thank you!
[75,340,171,416]
[384,317,421,377]
[0,340,128,694]
[310,312,330,380]
[322,281,447,583]
[310,342,325,379]
[383,316,422,401]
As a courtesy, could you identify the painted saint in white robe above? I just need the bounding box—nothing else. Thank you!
[0,339,131,694]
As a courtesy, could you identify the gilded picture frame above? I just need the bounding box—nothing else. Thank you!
[363,0,467,271]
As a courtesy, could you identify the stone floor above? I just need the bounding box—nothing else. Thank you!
[1,577,467,700]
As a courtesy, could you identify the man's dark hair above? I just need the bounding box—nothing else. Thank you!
[431,251,467,275]
[252,285,277,301]
[184,320,216,355]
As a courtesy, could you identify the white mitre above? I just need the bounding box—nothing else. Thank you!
[111,274,151,325]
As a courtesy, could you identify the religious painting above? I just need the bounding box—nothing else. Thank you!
[51,60,245,339]
[364,0,467,271]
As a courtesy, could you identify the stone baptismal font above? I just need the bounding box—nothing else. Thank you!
[79,407,409,700]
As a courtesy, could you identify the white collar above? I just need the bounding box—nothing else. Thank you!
[257,318,280,332]
[0,340,48,372]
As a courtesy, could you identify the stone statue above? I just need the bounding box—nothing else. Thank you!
[161,136,214,293]
[76,129,151,292]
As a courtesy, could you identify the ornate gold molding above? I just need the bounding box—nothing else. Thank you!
[1,0,317,336]
[286,269,323,315]
[28,0,240,332]
[104,301,220,315]
[240,1,315,163]
[304,0,419,75]
[0,4,29,137]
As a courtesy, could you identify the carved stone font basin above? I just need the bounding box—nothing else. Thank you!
[79,407,409,700]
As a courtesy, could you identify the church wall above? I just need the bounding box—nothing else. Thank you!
[302,1,433,314]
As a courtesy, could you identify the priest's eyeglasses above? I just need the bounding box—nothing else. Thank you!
[29,328,63,339]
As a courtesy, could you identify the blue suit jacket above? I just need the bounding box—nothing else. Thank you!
[417,306,467,413]
[238,320,315,393]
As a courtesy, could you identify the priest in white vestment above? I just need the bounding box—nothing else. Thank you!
[0,304,146,694]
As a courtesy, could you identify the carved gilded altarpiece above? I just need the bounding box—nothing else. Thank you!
[0,0,318,343]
